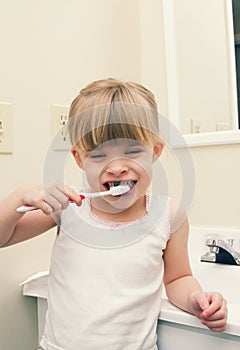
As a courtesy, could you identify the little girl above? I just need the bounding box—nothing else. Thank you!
[0,78,227,350]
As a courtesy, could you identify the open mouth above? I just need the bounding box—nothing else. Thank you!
[103,180,137,190]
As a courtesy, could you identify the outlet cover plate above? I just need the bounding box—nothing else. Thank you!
[52,104,71,151]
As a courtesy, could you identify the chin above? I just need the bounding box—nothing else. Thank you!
[107,194,137,211]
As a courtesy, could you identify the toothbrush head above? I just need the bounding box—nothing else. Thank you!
[109,184,130,196]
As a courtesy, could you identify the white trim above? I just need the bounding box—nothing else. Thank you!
[162,0,180,130]
[224,0,239,130]
[183,130,240,147]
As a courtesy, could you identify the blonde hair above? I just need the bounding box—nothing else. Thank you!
[68,78,160,151]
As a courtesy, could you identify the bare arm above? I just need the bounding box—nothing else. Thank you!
[0,186,56,247]
[163,217,202,311]
[163,203,227,332]
[0,183,82,247]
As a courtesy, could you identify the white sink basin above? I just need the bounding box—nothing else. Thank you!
[191,261,239,302]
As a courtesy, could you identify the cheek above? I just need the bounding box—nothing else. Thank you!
[133,158,153,184]
[84,162,104,189]
[85,166,99,180]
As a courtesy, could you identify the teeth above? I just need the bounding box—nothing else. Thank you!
[125,180,135,188]
[109,182,121,188]
[108,180,136,188]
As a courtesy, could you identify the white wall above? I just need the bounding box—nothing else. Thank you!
[0,1,141,349]
[188,143,240,228]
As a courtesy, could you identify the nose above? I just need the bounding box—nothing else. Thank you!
[105,158,129,177]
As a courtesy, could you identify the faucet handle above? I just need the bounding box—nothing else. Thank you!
[227,238,234,247]
[209,246,219,254]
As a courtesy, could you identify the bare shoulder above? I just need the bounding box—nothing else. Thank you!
[169,199,189,235]
[164,199,190,265]
[163,200,192,285]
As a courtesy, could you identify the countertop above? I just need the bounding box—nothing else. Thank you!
[21,270,240,337]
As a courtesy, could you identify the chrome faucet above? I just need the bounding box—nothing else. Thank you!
[201,234,240,266]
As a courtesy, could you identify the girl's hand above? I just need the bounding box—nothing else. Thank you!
[189,291,227,332]
[20,182,82,215]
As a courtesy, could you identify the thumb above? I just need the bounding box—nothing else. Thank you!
[195,292,210,312]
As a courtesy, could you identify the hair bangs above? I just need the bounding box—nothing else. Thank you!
[77,123,151,151]
[68,101,160,150]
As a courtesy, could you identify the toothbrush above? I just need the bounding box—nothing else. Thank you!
[16,184,130,213]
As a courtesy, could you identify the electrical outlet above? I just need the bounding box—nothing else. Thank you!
[0,102,13,154]
[190,119,201,134]
[52,105,71,151]
[216,122,231,131]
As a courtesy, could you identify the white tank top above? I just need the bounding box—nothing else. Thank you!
[40,195,171,350]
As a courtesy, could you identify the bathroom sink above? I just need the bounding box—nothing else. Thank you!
[191,261,238,302]
[161,260,240,335]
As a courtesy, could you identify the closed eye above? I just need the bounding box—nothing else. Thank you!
[89,152,106,159]
[125,148,143,156]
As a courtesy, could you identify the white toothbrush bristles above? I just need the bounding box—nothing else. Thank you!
[110,184,130,196]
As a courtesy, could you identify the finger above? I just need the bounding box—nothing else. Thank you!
[45,195,68,211]
[201,318,227,332]
[201,301,227,330]
[41,201,54,215]
[45,183,67,199]
[28,200,53,215]
[45,184,69,209]
[65,186,83,206]
[200,294,225,318]
[201,306,227,322]
[44,183,83,210]
[46,183,82,208]
[200,301,227,334]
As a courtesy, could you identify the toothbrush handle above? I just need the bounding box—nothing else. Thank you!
[83,191,107,198]
[16,205,38,213]
[16,194,86,213]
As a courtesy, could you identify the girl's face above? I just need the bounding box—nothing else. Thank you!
[72,138,163,211]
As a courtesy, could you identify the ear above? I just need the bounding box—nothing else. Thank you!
[71,148,84,170]
[152,141,164,162]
